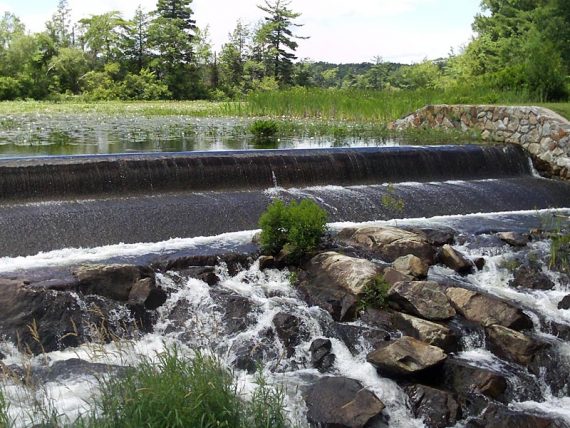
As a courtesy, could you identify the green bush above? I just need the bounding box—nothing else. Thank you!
[83,349,287,428]
[357,275,391,312]
[0,76,21,100]
[259,199,328,262]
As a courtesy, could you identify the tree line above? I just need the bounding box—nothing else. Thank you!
[0,0,568,102]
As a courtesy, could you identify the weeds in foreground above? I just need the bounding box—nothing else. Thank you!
[0,388,9,428]
[80,349,287,428]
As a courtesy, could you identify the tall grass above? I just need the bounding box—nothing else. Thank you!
[244,87,535,122]
[0,388,9,428]
[81,349,287,428]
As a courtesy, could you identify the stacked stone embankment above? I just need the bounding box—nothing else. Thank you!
[391,105,570,180]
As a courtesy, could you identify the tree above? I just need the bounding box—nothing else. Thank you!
[218,20,250,94]
[79,11,128,66]
[46,0,73,48]
[124,6,150,73]
[256,0,306,85]
[0,12,25,51]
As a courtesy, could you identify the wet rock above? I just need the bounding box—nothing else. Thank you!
[360,308,398,332]
[74,264,155,302]
[330,323,392,354]
[497,231,530,247]
[297,280,358,322]
[273,312,308,357]
[232,331,276,374]
[403,226,456,246]
[382,267,413,286]
[31,358,125,384]
[559,295,570,310]
[511,265,555,291]
[392,255,429,279]
[486,325,549,366]
[443,359,507,400]
[529,347,570,396]
[388,281,456,321]
[338,226,435,264]
[392,312,457,352]
[474,257,486,271]
[446,287,533,330]
[309,339,335,372]
[305,377,385,428]
[127,277,167,310]
[307,252,382,295]
[155,253,253,277]
[468,403,570,428]
[367,336,447,377]
[210,289,254,335]
[258,255,276,270]
[405,384,461,428]
[438,245,474,275]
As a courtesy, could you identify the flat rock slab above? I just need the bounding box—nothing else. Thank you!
[305,377,385,428]
[388,281,456,321]
[446,287,533,330]
[367,336,447,377]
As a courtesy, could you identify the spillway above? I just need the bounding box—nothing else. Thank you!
[0,144,568,257]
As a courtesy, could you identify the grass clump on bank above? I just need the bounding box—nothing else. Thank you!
[259,199,328,263]
[82,349,287,428]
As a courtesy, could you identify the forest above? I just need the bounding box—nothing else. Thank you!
[0,0,568,102]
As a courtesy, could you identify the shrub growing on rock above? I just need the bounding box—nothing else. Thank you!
[358,275,391,311]
[259,199,328,263]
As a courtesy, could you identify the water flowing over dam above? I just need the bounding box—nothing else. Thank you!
[0,144,569,256]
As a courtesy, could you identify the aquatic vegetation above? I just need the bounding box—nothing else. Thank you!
[249,119,279,139]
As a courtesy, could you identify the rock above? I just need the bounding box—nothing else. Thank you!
[297,279,358,322]
[31,358,125,384]
[74,264,154,302]
[392,312,457,352]
[403,226,456,246]
[559,295,570,310]
[330,323,392,354]
[210,290,254,335]
[382,267,413,286]
[338,226,435,264]
[305,377,385,428]
[307,252,382,295]
[486,325,549,366]
[273,312,308,357]
[469,403,570,428]
[388,281,456,321]
[258,255,276,270]
[405,384,461,428]
[443,359,507,400]
[439,245,474,275]
[446,288,533,330]
[309,338,335,372]
[127,277,167,310]
[392,255,429,279]
[511,265,555,291]
[474,257,486,271]
[497,232,530,247]
[232,331,276,374]
[367,336,447,377]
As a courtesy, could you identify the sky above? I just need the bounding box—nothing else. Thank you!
[0,0,481,64]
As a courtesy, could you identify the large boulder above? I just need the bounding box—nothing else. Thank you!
[367,336,447,377]
[468,403,569,428]
[298,252,383,321]
[392,255,429,279]
[388,281,456,321]
[403,226,456,247]
[486,325,549,366]
[307,252,382,295]
[446,288,533,330]
[510,265,555,291]
[439,245,474,275]
[304,377,385,428]
[405,384,461,428]
[559,295,570,310]
[392,312,457,352]
[443,359,507,400]
[382,267,413,286]
[74,264,161,305]
[338,226,435,264]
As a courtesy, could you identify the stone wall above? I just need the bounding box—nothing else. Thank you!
[390,105,570,179]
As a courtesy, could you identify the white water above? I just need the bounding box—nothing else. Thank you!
[1,209,570,426]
